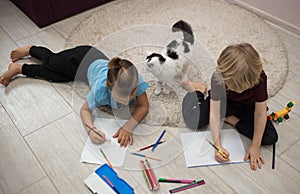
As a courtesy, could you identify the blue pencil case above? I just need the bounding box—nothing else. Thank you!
[84,164,134,194]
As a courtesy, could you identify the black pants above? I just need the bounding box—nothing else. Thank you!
[22,45,109,83]
[182,91,278,145]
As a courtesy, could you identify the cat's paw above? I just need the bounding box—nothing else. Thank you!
[154,89,161,95]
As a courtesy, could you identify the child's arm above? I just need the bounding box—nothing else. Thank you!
[113,92,149,147]
[243,100,266,170]
[209,99,230,162]
[80,100,107,144]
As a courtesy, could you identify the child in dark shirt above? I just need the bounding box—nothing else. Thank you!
[181,43,278,170]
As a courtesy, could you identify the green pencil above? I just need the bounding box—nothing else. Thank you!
[206,139,228,159]
[100,148,113,169]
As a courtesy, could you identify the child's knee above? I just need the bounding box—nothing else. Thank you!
[262,132,278,145]
[182,92,208,129]
[262,124,278,145]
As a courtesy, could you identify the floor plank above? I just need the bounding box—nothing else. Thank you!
[0,78,73,136]
[16,27,66,52]
[19,177,58,194]
[0,2,42,41]
[0,26,18,73]
[281,138,300,171]
[0,0,10,7]
[24,113,94,193]
[209,147,300,193]
[0,106,45,193]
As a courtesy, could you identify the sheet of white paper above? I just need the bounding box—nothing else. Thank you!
[84,172,115,194]
[80,118,128,167]
[180,129,248,168]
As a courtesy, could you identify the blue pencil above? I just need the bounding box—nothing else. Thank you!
[151,130,166,152]
[131,152,162,161]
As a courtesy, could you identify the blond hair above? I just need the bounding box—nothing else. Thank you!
[217,43,262,92]
[107,57,138,97]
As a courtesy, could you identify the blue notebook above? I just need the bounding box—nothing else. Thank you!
[84,164,134,194]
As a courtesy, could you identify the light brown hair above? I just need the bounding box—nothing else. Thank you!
[107,57,139,97]
[217,43,262,92]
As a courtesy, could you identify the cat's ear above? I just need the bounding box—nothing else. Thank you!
[167,48,179,59]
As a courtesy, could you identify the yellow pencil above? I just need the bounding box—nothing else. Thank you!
[100,148,113,169]
[206,139,228,159]
[140,160,153,190]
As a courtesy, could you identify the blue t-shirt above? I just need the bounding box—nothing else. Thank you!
[86,59,149,110]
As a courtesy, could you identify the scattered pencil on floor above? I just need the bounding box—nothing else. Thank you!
[169,180,205,193]
[145,159,159,190]
[131,152,162,161]
[100,148,114,169]
[140,160,159,190]
[140,160,153,190]
[137,140,165,152]
[158,178,196,184]
[152,130,166,152]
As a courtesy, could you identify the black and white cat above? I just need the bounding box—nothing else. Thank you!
[146,20,194,95]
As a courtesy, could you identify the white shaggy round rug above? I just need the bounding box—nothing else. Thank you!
[66,0,288,127]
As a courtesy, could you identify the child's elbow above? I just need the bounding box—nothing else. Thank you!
[144,103,150,114]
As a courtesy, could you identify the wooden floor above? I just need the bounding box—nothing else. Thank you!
[0,0,300,193]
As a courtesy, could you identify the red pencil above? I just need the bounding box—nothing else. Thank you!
[145,159,159,190]
[137,140,165,152]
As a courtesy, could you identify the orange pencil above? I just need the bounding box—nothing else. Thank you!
[145,159,159,190]
[100,149,113,169]
[140,160,153,190]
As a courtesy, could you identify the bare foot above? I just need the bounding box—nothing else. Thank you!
[224,115,240,126]
[10,45,32,62]
[0,63,22,87]
[180,80,207,93]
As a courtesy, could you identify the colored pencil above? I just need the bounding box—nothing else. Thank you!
[169,180,205,193]
[140,160,153,190]
[102,175,120,194]
[145,159,159,190]
[158,178,196,184]
[131,152,162,161]
[206,139,228,159]
[137,140,165,152]
[85,123,110,143]
[100,149,113,169]
[142,160,155,189]
[85,123,103,138]
[151,130,166,151]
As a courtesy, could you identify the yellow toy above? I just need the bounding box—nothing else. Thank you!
[268,101,296,123]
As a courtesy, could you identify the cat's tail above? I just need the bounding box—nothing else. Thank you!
[172,20,194,45]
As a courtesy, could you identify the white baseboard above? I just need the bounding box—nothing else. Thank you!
[225,0,300,37]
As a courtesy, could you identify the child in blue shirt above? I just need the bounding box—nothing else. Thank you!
[0,45,149,147]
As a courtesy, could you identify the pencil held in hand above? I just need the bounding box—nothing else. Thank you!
[206,139,228,159]
[85,123,110,144]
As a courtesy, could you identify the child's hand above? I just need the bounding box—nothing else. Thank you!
[89,128,106,144]
[113,127,133,148]
[214,146,230,162]
[244,145,265,170]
